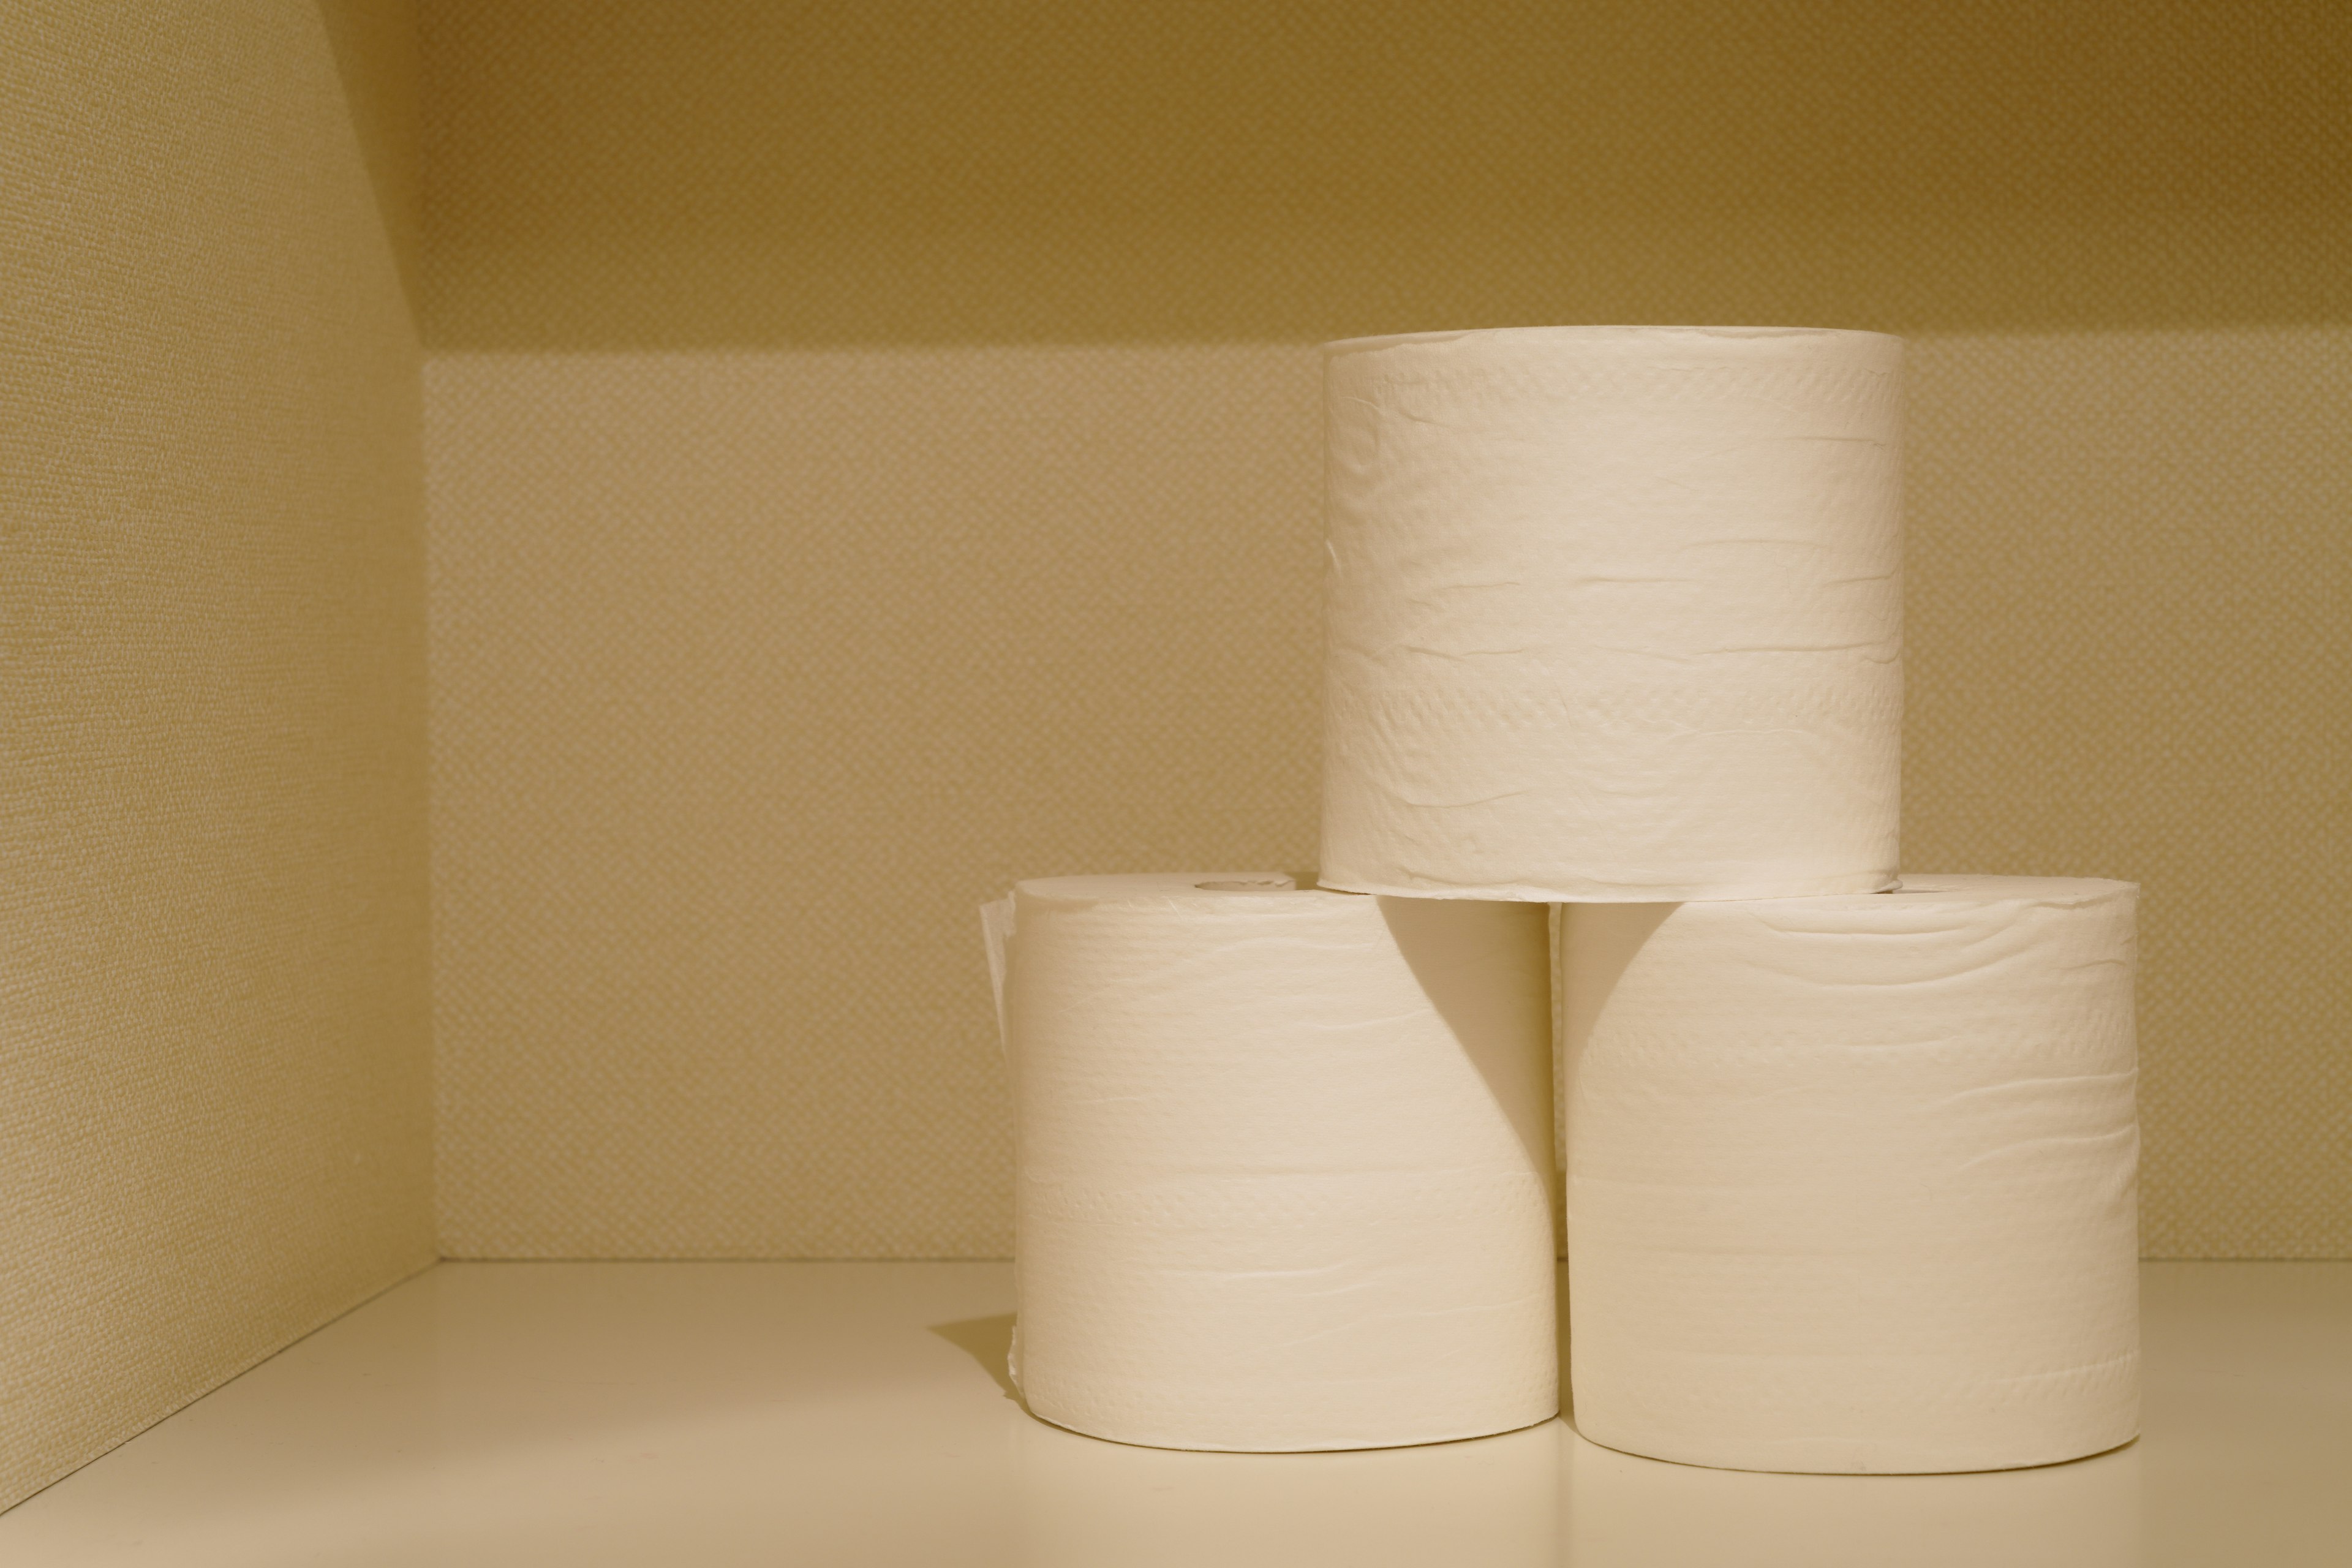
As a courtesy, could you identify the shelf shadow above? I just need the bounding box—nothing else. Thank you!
[929,1313,1020,1403]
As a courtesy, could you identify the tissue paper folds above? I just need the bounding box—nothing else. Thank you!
[1561,876,2142,1474]
[1321,325,1905,902]
[994,873,1558,1452]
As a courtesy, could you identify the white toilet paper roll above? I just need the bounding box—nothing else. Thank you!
[1561,876,2141,1474]
[1016,1409,1563,1568]
[1321,325,1904,902]
[1562,1427,2141,1568]
[989,873,1557,1452]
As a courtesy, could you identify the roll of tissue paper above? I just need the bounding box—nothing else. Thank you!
[986,873,1557,1452]
[1016,1409,1562,1568]
[1321,325,1904,902]
[1561,876,2141,1474]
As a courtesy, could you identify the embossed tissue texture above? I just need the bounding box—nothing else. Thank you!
[988,874,1556,1451]
[1562,876,2141,1473]
[1321,325,1904,902]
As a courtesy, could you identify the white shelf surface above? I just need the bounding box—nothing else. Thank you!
[6,1261,2346,1565]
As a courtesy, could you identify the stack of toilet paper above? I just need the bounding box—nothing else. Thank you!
[986,325,2139,1472]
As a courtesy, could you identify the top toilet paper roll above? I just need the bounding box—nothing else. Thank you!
[1320,325,1905,902]
[1561,876,2141,1474]
[988,873,1558,1452]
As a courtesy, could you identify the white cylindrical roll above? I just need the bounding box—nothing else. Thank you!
[1321,325,1904,902]
[1016,1413,1562,1568]
[1562,1428,2141,1567]
[990,872,1557,1452]
[1561,876,2141,1474]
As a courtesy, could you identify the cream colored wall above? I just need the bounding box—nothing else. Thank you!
[426,345,1319,1257]
[423,2,2349,1261]
[421,0,2346,347]
[1,2,431,1510]
[1904,328,2348,1258]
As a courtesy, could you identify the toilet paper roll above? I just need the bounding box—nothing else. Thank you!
[1321,325,1904,902]
[1563,1426,2141,1568]
[989,872,1557,1451]
[1561,876,2141,1474]
[1016,1406,1562,1568]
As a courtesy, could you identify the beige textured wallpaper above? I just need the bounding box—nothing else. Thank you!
[423,2,2349,1260]
[428,346,1320,1256]
[426,334,2348,1262]
[423,0,2347,345]
[1,2,431,1509]
[1904,329,2350,1259]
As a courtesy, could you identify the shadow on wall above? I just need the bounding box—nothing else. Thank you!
[318,0,421,314]
[420,0,2350,349]
[415,1,2352,1264]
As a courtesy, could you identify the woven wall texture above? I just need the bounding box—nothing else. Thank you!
[413,0,2342,1260]
[426,345,1320,1257]
[420,1,2348,1261]
[1,2,432,1509]
[1905,330,2349,1260]
[427,330,2348,1262]
[423,0,2347,347]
